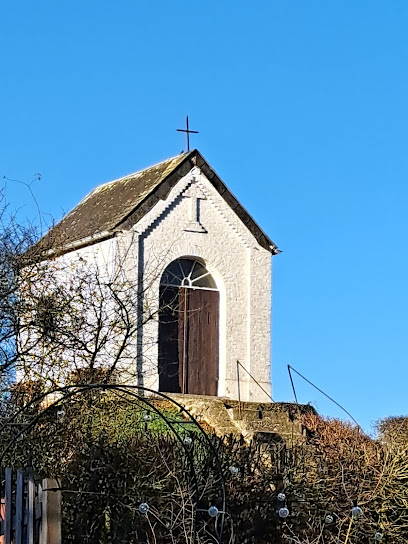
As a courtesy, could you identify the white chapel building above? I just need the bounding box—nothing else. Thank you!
[47,150,279,402]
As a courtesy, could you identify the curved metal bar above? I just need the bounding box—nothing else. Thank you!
[0,383,227,543]
[1,386,200,543]
[106,384,227,543]
[74,384,227,543]
[0,384,78,435]
[108,386,200,544]
[0,386,82,463]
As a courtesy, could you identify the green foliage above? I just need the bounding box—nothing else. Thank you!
[2,394,408,543]
[0,390,214,543]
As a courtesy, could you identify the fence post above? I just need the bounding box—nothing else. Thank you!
[27,470,35,544]
[4,468,12,544]
[39,479,61,544]
[15,470,24,544]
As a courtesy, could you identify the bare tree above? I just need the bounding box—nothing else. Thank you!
[0,185,177,398]
[0,187,46,389]
[14,240,169,391]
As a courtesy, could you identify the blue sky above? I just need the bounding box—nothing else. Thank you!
[1,1,408,432]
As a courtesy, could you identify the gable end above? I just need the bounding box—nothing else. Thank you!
[118,150,279,254]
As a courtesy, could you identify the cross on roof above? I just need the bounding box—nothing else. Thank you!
[177,116,199,152]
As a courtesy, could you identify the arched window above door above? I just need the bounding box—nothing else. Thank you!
[161,258,217,289]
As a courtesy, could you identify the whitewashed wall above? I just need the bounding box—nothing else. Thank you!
[124,166,273,402]
[27,166,273,402]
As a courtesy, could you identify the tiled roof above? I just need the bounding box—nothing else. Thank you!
[44,150,279,255]
[45,152,190,249]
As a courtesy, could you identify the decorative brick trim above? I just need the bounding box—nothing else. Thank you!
[136,168,258,250]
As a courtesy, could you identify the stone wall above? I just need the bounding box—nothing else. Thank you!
[163,394,316,443]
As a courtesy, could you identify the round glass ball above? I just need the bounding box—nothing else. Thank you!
[278,507,289,519]
[143,413,152,422]
[374,532,383,541]
[229,466,239,475]
[208,506,219,517]
[183,435,193,446]
[277,492,286,502]
[139,502,149,515]
[325,514,334,524]
[351,506,362,520]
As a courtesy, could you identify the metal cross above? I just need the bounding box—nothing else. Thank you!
[177,115,199,151]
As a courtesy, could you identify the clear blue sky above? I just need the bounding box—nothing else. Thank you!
[1,1,407,432]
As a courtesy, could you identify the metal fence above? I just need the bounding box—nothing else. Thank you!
[0,467,61,544]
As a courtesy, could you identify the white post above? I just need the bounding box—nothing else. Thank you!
[39,479,61,544]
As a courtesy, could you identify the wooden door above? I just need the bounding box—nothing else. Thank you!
[158,286,219,395]
[158,286,182,393]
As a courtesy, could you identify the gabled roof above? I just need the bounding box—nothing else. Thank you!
[44,150,279,255]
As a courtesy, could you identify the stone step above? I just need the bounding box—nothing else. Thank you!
[159,394,315,443]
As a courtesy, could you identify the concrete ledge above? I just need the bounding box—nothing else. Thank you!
[157,394,316,443]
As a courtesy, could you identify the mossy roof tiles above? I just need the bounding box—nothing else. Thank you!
[44,150,279,255]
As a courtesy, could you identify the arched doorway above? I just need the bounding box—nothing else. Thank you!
[158,258,219,395]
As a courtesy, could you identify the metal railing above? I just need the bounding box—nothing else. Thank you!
[236,360,275,418]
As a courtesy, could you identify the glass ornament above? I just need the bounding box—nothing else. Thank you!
[56,409,66,421]
[139,502,149,515]
[229,466,239,475]
[183,435,193,446]
[351,506,362,520]
[325,514,334,524]
[278,507,289,519]
[143,412,152,422]
[208,506,219,517]
[374,532,383,541]
[277,492,286,502]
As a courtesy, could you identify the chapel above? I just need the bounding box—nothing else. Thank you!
[46,150,279,402]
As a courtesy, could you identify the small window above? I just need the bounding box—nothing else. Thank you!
[36,295,59,340]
